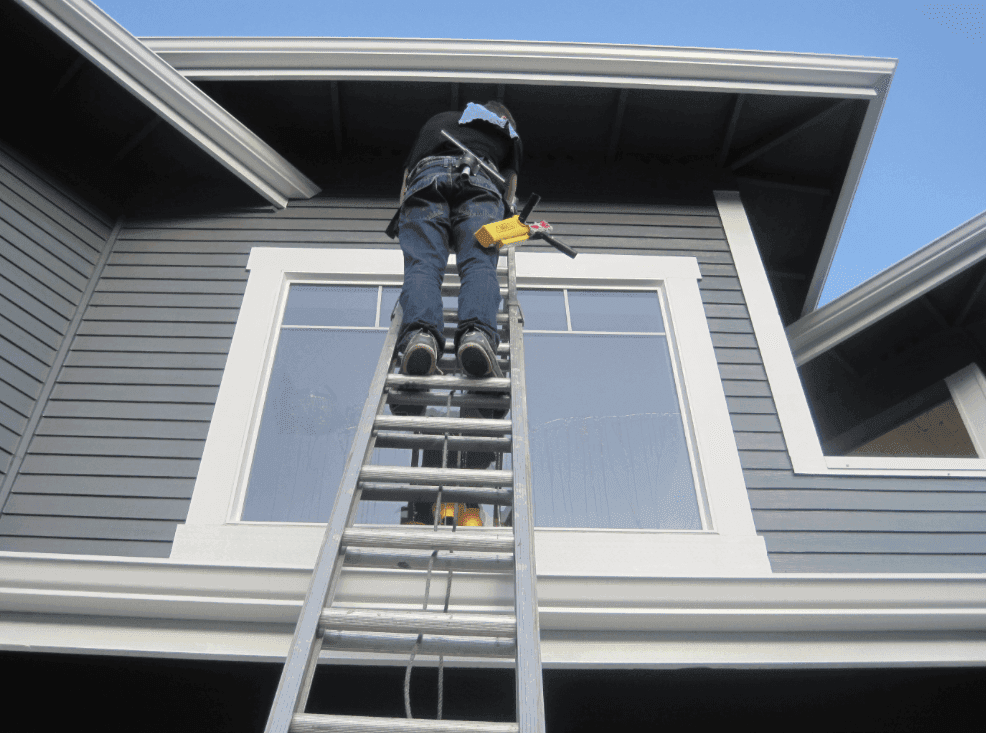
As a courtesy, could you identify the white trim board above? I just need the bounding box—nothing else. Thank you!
[16,0,320,208]
[173,247,770,576]
[1,550,984,666]
[790,208,986,360]
[715,190,986,477]
[144,37,895,96]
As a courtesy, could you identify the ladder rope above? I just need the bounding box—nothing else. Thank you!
[405,386,459,719]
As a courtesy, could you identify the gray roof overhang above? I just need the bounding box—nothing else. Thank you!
[12,0,319,210]
[787,210,986,451]
[144,37,896,322]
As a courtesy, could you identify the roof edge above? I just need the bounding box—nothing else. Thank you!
[142,37,896,94]
[787,209,986,365]
[17,0,320,207]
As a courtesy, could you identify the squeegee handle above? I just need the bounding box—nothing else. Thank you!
[518,193,541,224]
[538,233,578,259]
[440,130,506,184]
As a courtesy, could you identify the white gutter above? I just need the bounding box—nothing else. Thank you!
[788,209,986,365]
[1,551,984,666]
[144,37,894,98]
[17,0,320,208]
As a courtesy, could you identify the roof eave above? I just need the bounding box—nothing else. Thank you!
[143,37,895,94]
[787,209,986,365]
[17,0,320,208]
[145,37,896,305]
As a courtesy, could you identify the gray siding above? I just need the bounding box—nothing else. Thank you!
[0,143,112,536]
[6,195,983,570]
[0,197,730,556]
[708,209,986,573]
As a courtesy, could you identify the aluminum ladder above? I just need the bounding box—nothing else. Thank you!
[264,246,545,733]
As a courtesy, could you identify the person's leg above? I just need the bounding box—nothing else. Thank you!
[450,183,503,352]
[397,178,452,356]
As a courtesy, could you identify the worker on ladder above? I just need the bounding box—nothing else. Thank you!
[387,100,521,379]
[385,101,521,529]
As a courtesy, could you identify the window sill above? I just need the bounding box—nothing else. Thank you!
[170,522,771,577]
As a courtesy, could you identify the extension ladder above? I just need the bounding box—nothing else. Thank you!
[264,246,545,733]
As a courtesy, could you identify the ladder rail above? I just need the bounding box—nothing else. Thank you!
[505,248,547,733]
[264,306,405,733]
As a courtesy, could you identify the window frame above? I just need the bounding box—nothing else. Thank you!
[717,190,986,477]
[171,247,770,577]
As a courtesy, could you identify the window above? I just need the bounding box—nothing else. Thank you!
[175,248,769,576]
[521,288,703,529]
[237,283,705,530]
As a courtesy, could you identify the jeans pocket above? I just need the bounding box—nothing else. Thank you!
[404,166,449,201]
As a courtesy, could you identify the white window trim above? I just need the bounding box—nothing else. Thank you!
[171,247,771,577]
[716,190,986,478]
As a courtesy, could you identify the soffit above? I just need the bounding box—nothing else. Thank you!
[144,38,894,324]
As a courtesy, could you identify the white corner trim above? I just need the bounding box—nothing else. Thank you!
[946,363,986,457]
[714,191,986,478]
[175,247,769,576]
[714,190,828,474]
[16,0,320,208]
[790,209,986,363]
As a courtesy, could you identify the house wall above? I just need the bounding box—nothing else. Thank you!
[0,143,113,514]
[2,193,983,572]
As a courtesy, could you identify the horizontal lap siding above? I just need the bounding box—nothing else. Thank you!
[18,196,981,569]
[0,144,112,555]
[3,197,732,557]
[705,217,986,574]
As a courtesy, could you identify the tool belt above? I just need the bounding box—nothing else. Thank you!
[406,154,500,185]
[385,155,503,240]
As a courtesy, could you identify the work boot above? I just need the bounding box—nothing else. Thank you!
[457,329,503,379]
[401,330,439,377]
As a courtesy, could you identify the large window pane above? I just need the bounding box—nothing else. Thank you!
[242,328,385,522]
[524,333,700,529]
[567,290,663,332]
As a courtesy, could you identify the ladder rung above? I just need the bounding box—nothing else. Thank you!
[358,483,512,505]
[386,392,510,411]
[437,356,510,371]
[360,465,512,487]
[322,629,516,658]
[344,547,514,573]
[443,285,509,298]
[288,713,520,733]
[387,374,510,392]
[342,527,515,553]
[443,309,509,324]
[374,415,511,435]
[291,713,518,732]
[372,433,512,454]
[319,608,516,637]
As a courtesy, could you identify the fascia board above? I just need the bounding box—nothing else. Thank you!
[142,37,894,97]
[788,209,986,365]
[17,0,320,208]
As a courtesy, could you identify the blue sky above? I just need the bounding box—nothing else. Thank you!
[94,0,986,307]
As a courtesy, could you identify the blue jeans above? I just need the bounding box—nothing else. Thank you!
[396,157,504,355]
